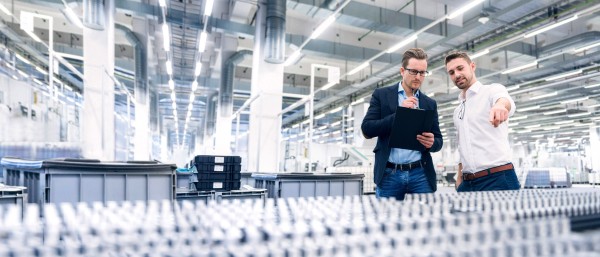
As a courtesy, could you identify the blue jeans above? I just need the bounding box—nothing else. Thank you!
[457,169,521,192]
[376,166,432,200]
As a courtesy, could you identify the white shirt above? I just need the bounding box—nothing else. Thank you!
[453,81,516,173]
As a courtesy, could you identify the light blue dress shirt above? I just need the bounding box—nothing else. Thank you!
[388,83,422,164]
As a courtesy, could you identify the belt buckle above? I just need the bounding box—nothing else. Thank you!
[463,173,474,181]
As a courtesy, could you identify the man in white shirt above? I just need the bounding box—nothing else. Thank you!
[445,50,520,192]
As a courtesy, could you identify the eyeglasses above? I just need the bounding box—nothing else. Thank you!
[458,100,466,120]
[405,68,431,77]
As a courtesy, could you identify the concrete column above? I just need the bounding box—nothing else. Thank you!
[353,102,373,148]
[248,1,284,172]
[214,36,239,154]
[82,0,115,160]
[132,18,150,160]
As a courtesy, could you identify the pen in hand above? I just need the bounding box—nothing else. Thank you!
[401,96,419,109]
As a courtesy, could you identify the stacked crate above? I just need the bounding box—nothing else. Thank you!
[192,155,241,191]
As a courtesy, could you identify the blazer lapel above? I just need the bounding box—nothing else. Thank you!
[418,93,429,110]
[386,83,400,113]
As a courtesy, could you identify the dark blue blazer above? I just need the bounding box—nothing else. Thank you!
[361,83,443,191]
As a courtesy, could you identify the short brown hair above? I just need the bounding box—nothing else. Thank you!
[402,48,428,68]
[445,50,472,65]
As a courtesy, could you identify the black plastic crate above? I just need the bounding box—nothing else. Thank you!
[230,173,241,180]
[194,181,240,191]
[195,163,227,173]
[196,172,228,181]
[195,163,242,173]
[225,181,241,191]
[194,155,241,164]
[228,164,241,172]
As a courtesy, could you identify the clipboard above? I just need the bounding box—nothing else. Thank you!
[388,106,435,151]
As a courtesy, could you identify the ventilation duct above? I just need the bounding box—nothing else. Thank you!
[116,24,147,98]
[205,92,218,137]
[321,0,343,10]
[83,0,105,30]
[220,50,252,118]
[264,0,286,63]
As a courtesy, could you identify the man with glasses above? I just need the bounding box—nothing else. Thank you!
[445,50,520,192]
[361,48,443,200]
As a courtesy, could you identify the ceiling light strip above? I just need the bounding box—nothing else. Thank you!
[501,61,538,74]
[524,15,578,38]
[447,0,485,19]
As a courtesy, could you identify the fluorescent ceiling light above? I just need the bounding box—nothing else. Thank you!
[168,79,174,90]
[189,93,194,102]
[584,83,600,89]
[351,98,365,105]
[518,105,540,112]
[194,62,202,76]
[572,121,592,126]
[560,96,589,104]
[331,121,341,126]
[546,69,582,81]
[25,30,41,42]
[447,0,485,19]
[315,113,326,119]
[501,61,538,74]
[310,16,336,39]
[328,107,343,114]
[198,31,207,52]
[586,103,600,108]
[162,23,170,51]
[0,3,12,16]
[506,85,520,91]
[172,101,176,109]
[158,0,166,7]
[543,126,561,131]
[525,124,541,129]
[318,125,328,130]
[36,66,48,75]
[386,35,418,54]
[530,91,557,100]
[574,42,600,53]
[62,6,83,29]
[17,69,28,78]
[567,112,590,118]
[284,51,302,66]
[173,109,177,116]
[555,120,574,125]
[542,109,565,115]
[171,92,176,101]
[524,15,578,38]
[470,49,489,60]
[166,60,172,75]
[192,80,198,92]
[204,0,214,16]
[348,62,369,75]
[292,124,299,128]
[15,54,30,64]
[320,81,337,91]
[33,78,43,85]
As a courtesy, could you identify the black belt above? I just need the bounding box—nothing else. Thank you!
[386,160,422,171]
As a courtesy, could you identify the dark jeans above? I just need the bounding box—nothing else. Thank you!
[376,166,432,200]
[457,169,521,192]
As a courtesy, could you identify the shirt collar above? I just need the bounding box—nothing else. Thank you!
[458,80,482,101]
[398,82,420,98]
